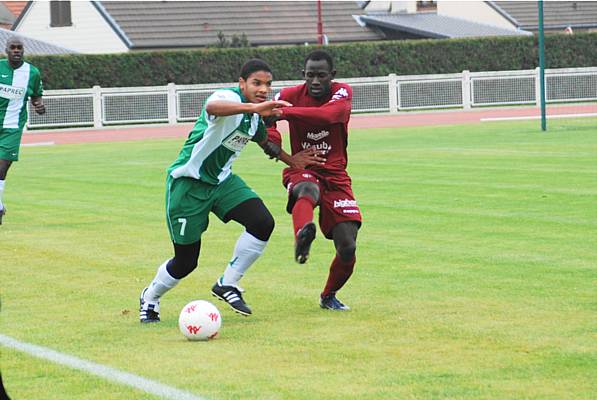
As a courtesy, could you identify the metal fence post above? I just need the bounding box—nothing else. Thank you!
[167,83,177,124]
[462,70,471,109]
[92,85,102,128]
[538,0,547,130]
[388,74,398,113]
[534,67,541,108]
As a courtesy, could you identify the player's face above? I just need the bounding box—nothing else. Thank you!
[5,39,24,65]
[239,70,273,103]
[303,59,336,99]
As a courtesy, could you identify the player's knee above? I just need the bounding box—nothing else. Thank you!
[294,182,320,204]
[259,211,275,239]
[168,257,198,279]
[248,211,275,242]
[337,242,356,262]
[332,222,359,262]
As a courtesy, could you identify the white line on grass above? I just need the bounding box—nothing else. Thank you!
[0,334,206,400]
[21,141,55,147]
[481,113,597,122]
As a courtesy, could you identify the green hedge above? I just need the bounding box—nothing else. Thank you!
[22,32,597,90]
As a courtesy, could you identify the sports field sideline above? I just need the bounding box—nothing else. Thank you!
[2,111,596,399]
[22,103,596,146]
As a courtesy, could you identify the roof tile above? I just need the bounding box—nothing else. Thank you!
[492,1,597,29]
[99,1,381,48]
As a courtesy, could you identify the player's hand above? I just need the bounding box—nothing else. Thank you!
[32,100,46,115]
[289,147,326,169]
[254,100,292,117]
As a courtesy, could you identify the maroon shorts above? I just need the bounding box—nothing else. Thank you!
[283,168,362,239]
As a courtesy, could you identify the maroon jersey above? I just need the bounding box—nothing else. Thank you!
[269,82,352,177]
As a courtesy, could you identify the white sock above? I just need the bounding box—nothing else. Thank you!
[0,180,5,210]
[221,231,268,286]
[144,259,180,302]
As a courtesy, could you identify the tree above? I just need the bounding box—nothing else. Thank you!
[214,31,250,48]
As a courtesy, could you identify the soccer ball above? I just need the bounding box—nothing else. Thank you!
[178,300,222,341]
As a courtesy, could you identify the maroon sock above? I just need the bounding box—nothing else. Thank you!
[292,197,316,237]
[321,255,356,297]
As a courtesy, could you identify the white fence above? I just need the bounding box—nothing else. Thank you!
[27,66,597,129]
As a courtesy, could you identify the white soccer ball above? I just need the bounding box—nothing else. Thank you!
[178,300,222,341]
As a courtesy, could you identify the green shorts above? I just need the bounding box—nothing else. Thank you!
[0,128,23,161]
[166,174,260,245]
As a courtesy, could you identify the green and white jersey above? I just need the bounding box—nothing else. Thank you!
[0,59,43,131]
[169,87,267,185]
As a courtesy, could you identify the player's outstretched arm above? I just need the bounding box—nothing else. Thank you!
[206,100,291,117]
[253,100,292,117]
[278,99,350,125]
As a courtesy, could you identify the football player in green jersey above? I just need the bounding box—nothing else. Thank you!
[0,37,46,225]
[140,59,319,321]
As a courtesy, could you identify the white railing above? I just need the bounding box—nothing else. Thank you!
[27,66,597,129]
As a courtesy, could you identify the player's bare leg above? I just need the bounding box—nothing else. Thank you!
[320,221,359,310]
[0,159,12,225]
[212,198,274,316]
[140,242,199,323]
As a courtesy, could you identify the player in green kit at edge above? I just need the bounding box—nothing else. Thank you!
[0,37,46,225]
[140,59,321,322]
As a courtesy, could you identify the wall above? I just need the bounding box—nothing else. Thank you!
[438,1,517,30]
[15,1,128,54]
[364,1,417,14]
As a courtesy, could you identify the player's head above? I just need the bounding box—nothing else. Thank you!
[239,59,273,104]
[303,50,336,99]
[5,37,24,67]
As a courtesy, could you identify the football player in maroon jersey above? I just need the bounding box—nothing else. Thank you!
[267,50,361,310]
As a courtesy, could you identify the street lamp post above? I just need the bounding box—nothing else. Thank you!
[317,0,324,45]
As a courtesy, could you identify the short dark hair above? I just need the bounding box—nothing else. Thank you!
[240,59,272,80]
[304,50,334,71]
[5,36,24,49]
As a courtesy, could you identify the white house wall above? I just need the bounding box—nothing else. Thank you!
[437,1,517,30]
[15,1,128,54]
[391,1,417,14]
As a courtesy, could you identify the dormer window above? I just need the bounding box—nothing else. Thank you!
[50,1,72,27]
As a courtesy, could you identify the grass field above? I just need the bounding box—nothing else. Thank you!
[1,118,596,399]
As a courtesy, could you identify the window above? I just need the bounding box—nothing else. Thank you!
[50,1,72,27]
[416,1,437,12]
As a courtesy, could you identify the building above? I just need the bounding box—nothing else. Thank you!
[12,1,382,54]
[359,1,597,38]
[13,1,596,55]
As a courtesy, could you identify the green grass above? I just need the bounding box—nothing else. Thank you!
[1,118,596,399]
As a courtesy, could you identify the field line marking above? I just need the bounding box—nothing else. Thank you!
[0,334,206,400]
[22,141,55,147]
[481,113,597,122]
